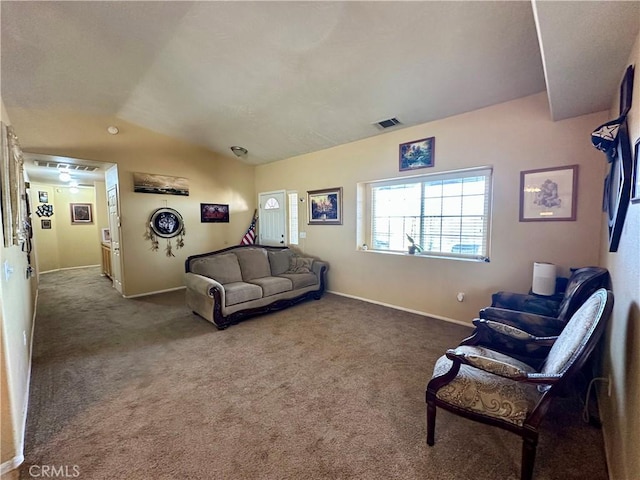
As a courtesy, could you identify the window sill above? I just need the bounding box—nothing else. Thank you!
[358,248,489,263]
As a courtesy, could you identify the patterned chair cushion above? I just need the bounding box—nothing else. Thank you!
[484,321,537,341]
[432,346,541,426]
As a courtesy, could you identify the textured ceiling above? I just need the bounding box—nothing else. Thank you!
[2,1,639,176]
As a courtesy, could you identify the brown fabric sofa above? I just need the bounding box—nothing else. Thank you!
[185,245,328,329]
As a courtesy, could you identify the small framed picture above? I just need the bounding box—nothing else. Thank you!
[200,203,230,223]
[308,187,342,225]
[41,219,51,230]
[101,228,111,243]
[38,191,48,203]
[520,165,578,222]
[399,137,435,171]
[70,203,93,224]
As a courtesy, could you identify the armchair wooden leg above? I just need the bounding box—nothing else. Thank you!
[426,396,436,446]
[521,435,538,480]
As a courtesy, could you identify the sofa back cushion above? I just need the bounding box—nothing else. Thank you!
[234,247,271,280]
[190,253,242,285]
[268,249,294,276]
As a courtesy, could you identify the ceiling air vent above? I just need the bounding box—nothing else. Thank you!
[33,160,99,172]
[373,117,402,130]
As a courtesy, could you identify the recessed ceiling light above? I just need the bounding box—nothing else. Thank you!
[59,171,71,182]
[107,126,119,135]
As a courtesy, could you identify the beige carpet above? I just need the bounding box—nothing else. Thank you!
[18,267,608,480]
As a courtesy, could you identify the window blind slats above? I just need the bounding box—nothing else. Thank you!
[369,167,492,260]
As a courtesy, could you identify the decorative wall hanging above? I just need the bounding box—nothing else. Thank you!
[519,165,578,222]
[201,203,229,223]
[36,204,54,217]
[308,187,342,225]
[144,207,185,257]
[41,219,51,230]
[133,172,189,196]
[399,137,435,171]
[70,203,93,224]
[38,191,48,203]
[591,65,635,252]
[604,119,633,252]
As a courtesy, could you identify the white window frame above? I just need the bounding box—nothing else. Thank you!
[359,166,492,261]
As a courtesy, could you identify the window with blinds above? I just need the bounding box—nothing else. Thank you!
[368,167,492,261]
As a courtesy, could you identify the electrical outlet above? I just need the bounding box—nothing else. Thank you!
[456,292,465,302]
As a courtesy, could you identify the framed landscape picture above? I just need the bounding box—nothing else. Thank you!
[399,137,435,171]
[308,187,342,225]
[519,165,578,222]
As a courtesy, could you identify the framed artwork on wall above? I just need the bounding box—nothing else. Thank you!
[41,219,51,230]
[519,165,578,222]
[308,187,342,225]
[399,137,435,172]
[200,203,230,223]
[70,203,93,224]
[38,191,48,203]
[132,172,189,196]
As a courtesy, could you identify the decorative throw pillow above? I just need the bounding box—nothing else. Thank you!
[285,256,314,274]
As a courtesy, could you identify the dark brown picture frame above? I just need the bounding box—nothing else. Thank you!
[399,137,435,172]
[619,65,634,116]
[519,165,578,222]
[70,203,93,224]
[200,203,229,223]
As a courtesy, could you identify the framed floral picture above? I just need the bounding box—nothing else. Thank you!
[308,187,342,225]
[200,203,230,223]
[519,165,578,222]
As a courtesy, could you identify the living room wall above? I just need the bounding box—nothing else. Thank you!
[598,30,640,480]
[256,92,608,323]
[5,110,256,297]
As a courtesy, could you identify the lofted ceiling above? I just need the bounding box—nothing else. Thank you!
[1,1,639,185]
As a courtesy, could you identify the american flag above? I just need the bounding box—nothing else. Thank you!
[240,212,258,245]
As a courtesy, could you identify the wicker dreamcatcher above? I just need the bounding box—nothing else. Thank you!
[143,207,185,257]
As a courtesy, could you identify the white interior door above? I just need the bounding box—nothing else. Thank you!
[106,165,124,294]
[258,190,286,246]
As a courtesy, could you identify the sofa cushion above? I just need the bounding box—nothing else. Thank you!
[248,276,293,297]
[285,256,314,274]
[224,281,263,306]
[234,248,272,281]
[277,272,318,290]
[190,253,242,285]
[268,249,294,276]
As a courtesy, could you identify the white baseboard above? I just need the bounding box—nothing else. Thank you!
[0,452,23,475]
[123,286,186,299]
[327,290,473,329]
[39,264,100,274]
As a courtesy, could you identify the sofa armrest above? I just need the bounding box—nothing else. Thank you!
[312,260,328,277]
[185,272,225,299]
